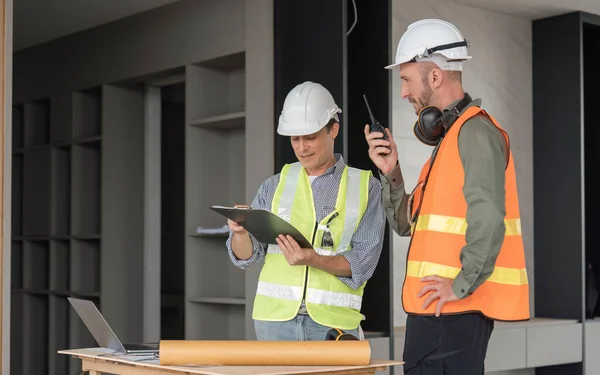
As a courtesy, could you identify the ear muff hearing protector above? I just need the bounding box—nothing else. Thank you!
[413,93,474,146]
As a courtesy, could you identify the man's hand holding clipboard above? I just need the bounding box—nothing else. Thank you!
[274,234,318,266]
[214,203,317,266]
[211,204,314,250]
[225,203,250,236]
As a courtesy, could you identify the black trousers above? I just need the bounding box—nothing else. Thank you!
[402,312,494,375]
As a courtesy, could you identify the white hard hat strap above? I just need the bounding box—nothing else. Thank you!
[410,39,470,71]
[417,39,470,59]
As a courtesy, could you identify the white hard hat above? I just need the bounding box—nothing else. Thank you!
[277,81,341,136]
[385,19,471,71]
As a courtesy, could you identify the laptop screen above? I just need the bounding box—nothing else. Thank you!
[67,297,127,353]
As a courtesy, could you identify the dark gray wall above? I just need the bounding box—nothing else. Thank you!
[532,10,600,375]
[345,0,392,339]
[274,0,345,168]
[13,0,245,103]
[584,22,600,320]
[533,11,583,322]
[160,82,186,340]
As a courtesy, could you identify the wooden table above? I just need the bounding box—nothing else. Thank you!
[59,348,404,375]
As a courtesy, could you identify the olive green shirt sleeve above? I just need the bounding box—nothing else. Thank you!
[380,162,412,237]
[451,116,508,299]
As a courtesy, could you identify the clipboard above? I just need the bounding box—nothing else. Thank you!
[209,205,313,249]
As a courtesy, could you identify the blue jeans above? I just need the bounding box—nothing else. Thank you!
[254,314,362,341]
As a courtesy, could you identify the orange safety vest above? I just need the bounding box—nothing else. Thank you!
[403,105,530,321]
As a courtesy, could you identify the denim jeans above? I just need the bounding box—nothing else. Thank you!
[254,314,363,341]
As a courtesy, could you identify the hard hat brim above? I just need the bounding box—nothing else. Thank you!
[277,124,327,137]
[277,109,340,137]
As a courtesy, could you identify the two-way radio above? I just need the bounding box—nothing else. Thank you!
[363,94,389,146]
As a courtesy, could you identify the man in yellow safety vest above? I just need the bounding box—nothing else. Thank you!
[226,81,386,341]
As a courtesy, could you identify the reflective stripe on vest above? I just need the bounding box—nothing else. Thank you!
[256,280,363,310]
[412,214,522,236]
[403,106,530,322]
[406,260,528,286]
[267,245,338,256]
[252,162,370,329]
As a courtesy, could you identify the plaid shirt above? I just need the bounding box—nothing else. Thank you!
[226,154,385,290]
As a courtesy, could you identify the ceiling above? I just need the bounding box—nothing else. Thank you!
[12,0,600,52]
[448,0,600,19]
[13,0,181,51]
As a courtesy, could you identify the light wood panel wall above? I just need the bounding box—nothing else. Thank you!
[0,0,11,373]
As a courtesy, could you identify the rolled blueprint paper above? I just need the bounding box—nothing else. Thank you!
[159,340,371,366]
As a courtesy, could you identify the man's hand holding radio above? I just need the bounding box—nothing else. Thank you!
[364,125,399,175]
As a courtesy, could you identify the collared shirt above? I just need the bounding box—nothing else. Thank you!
[226,153,386,290]
[381,98,508,299]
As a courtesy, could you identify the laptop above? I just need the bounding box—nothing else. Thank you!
[68,297,160,354]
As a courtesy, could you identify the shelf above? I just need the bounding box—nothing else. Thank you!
[585,320,600,374]
[23,293,49,375]
[50,240,70,291]
[189,232,229,238]
[495,317,579,328]
[187,128,246,229]
[71,234,101,240]
[22,148,51,236]
[186,57,245,123]
[13,103,24,150]
[11,241,22,289]
[11,152,23,237]
[23,240,49,290]
[11,292,23,375]
[49,295,70,375]
[51,146,71,236]
[50,93,73,143]
[186,237,245,299]
[24,99,50,148]
[71,142,101,237]
[73,135,101,145]
[185,303,246,340]
[70,239,100,295]
[189,111,245,130]
[189,296,245,305]
[73,87,102,139]
[393,318,581,335]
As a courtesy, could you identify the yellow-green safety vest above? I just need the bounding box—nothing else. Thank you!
[252,161,372,330]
